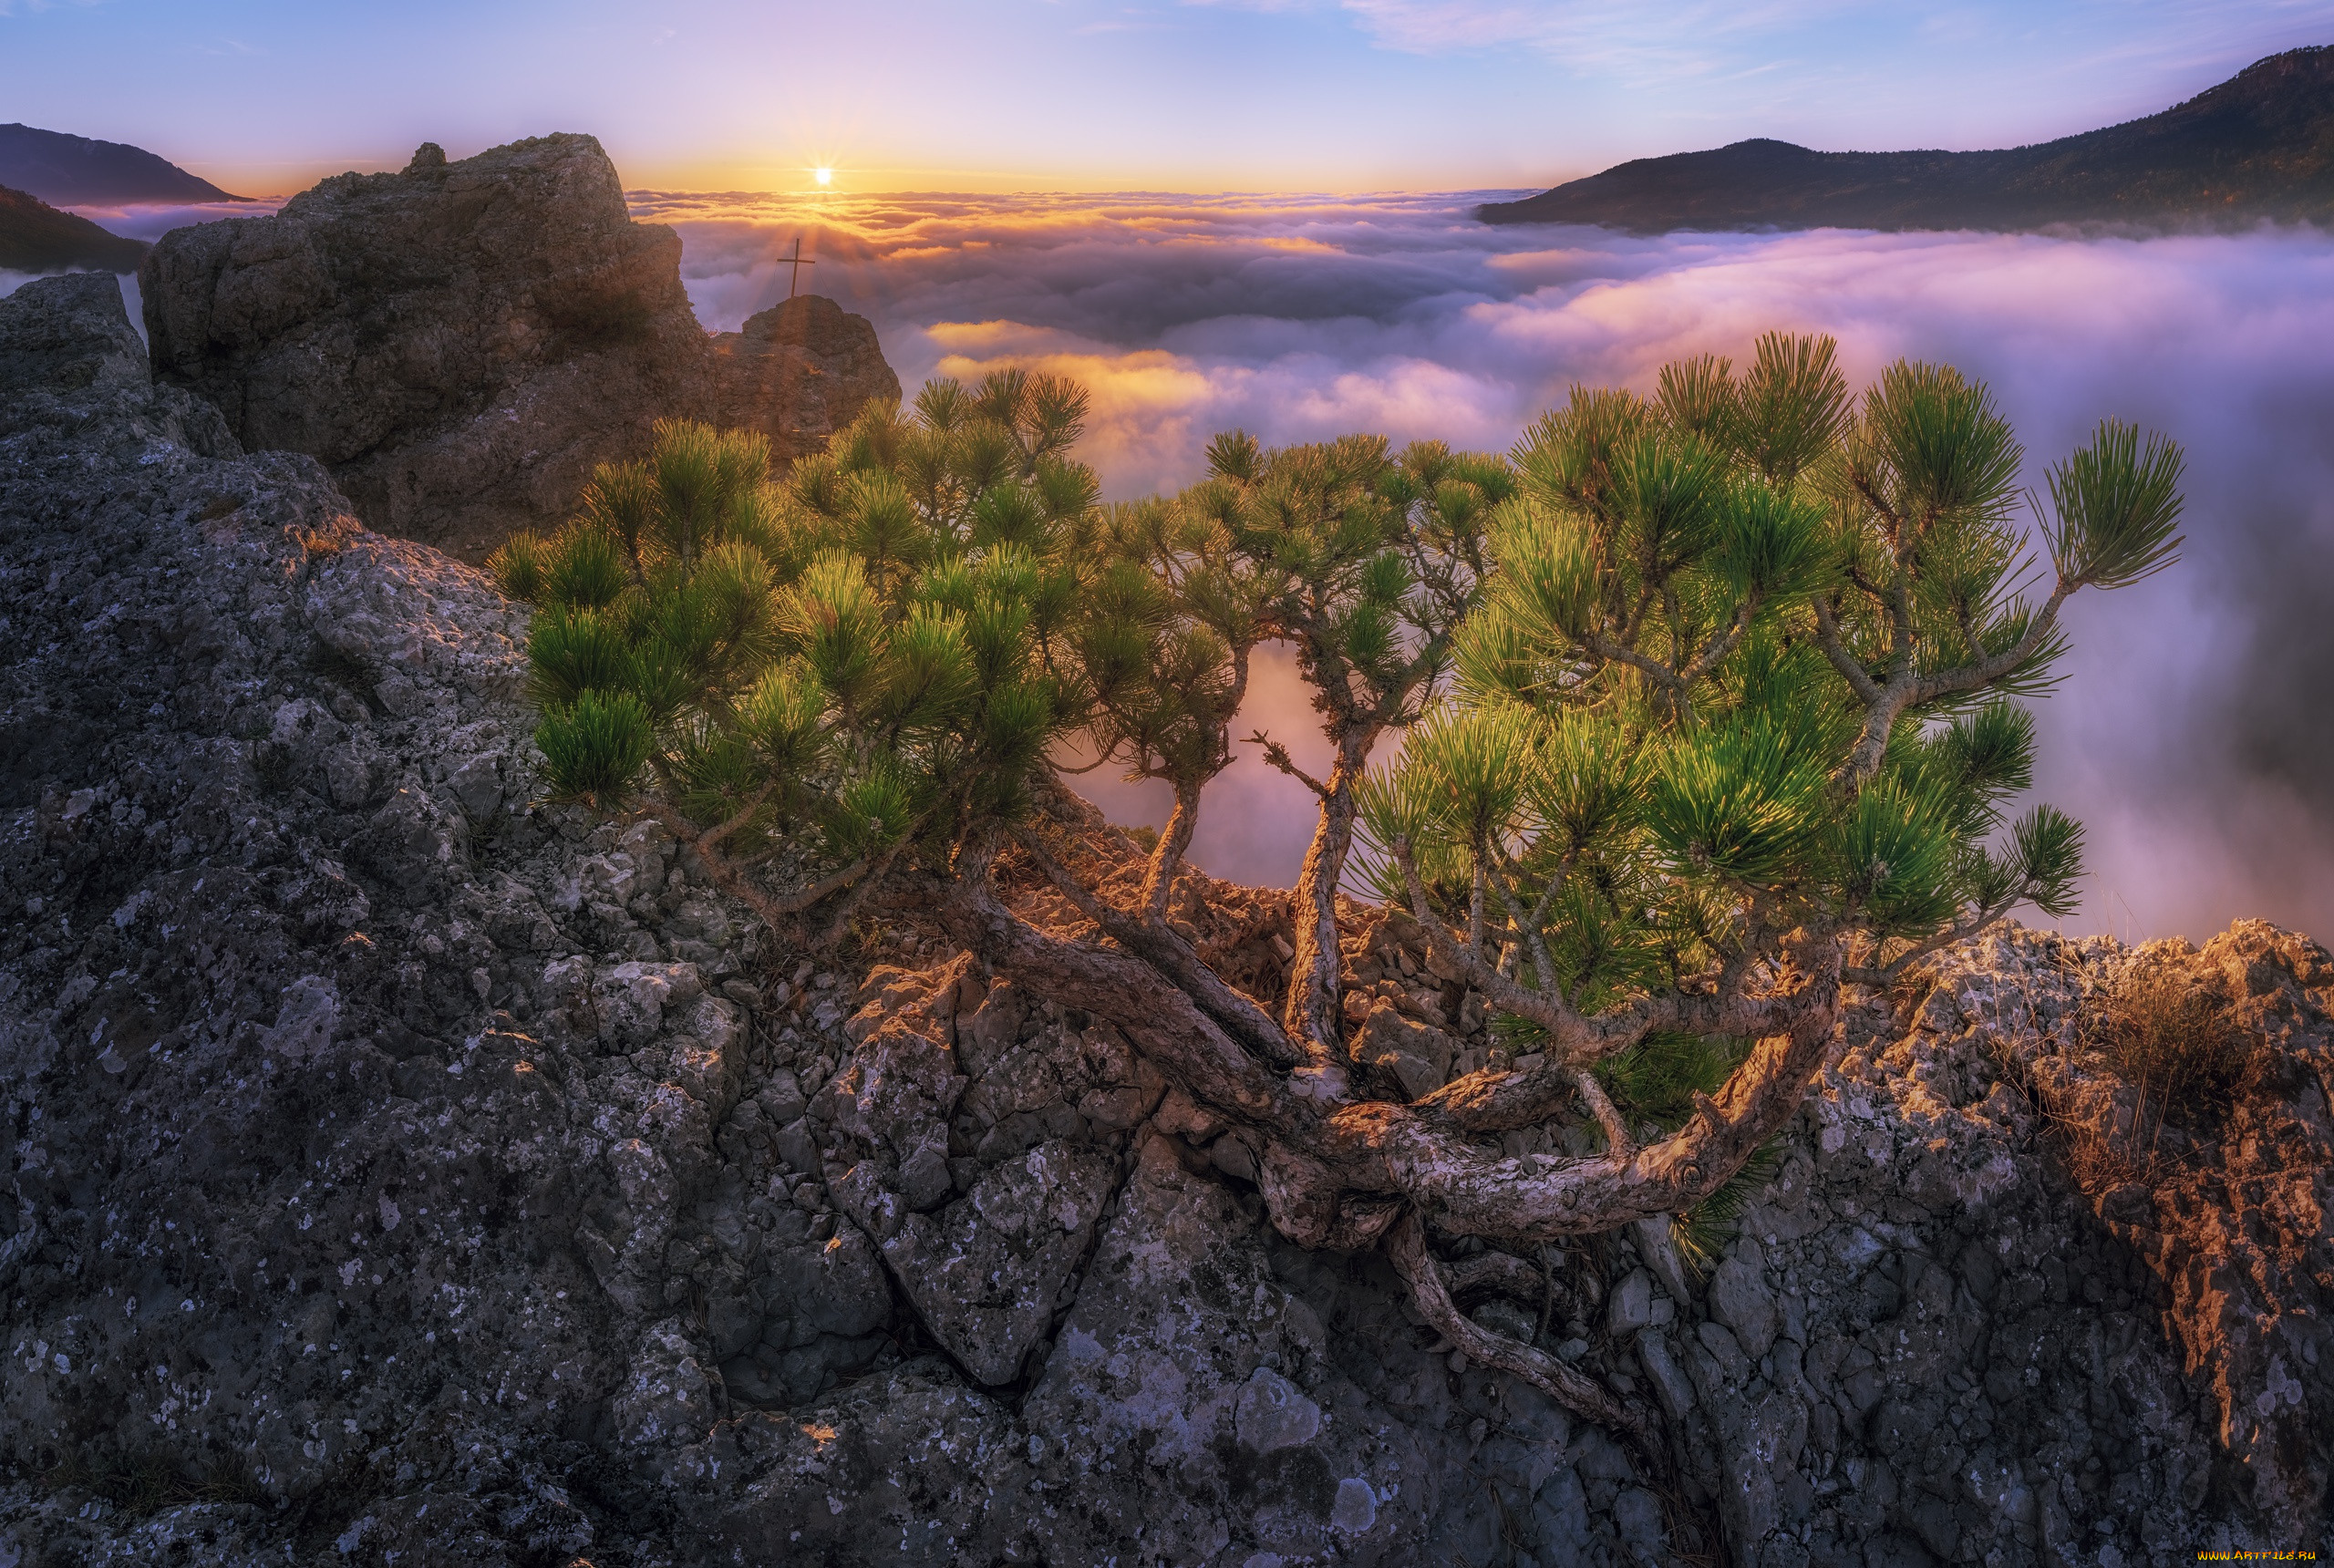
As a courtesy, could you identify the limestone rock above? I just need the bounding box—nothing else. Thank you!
[140,134,706,563]
[872,1140,1117,1386]
[719,1223,894,1408]
[0,271,144,394]
[698,1364,1028,1565]
[140,135,900,567]
[1350,998,1456,1099]
[707,294,901,464]
[0,272,872,1559]
[1706,1238,1778,1362]
[1606,1266,1654,1336]
[1014,1134,1444,1564]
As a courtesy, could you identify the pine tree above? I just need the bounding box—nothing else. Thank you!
[496,341,2181,1443]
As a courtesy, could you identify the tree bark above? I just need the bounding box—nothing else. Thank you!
[932,856,1844,1250]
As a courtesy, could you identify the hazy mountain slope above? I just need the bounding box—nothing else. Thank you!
[0,181,146,272]
[1482,45,2334,232]
[0,122,244,205]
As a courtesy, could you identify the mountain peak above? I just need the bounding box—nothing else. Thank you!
[1482,46,2334,233]
[0,122,246,205]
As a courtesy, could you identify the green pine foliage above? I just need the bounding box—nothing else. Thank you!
[495,385,1103,867]
[501,336,2180,1159]
[1354,333,2179,1011]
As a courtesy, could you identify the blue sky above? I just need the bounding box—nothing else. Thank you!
[3,0,2330,193]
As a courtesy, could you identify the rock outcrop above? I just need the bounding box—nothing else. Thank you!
[139,136,897,566]
[707,294,901,466]
[3,273,2326,1563]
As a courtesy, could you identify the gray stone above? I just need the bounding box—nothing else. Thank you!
[954,977,1028,1075]
[1016,1134,1439,1564]
[773,1117,821,1176]
[1607,1266,1654,1336]
[1350,1001,1457,1099]
[872,1140,1116,1385]
[0,271,149,396]
[1709,1237,1780,1361]
[1235,1367,1322,1453]
[897,1140,954,1212]
[1472,1295,1539,1344]
[1611,1485,1668,1564]
[1631,1215,1695,1304]
[1637,1329,1699,1420]
[1697,1319,1754,1386]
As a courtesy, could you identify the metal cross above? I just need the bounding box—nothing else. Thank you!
[783,236,815,300]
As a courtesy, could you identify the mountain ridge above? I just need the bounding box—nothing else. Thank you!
[0,121,246,205]
[0,181,147,273]
[1482,45,2334,232]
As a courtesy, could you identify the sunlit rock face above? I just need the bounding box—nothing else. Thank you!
[0,273,2323,1565]
[138,135,897,566]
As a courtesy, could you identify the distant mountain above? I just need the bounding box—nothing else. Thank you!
[1482,46,2334,232]
[0,183,147,273]
[0,123,245,206]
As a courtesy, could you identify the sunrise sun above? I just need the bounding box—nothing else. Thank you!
[813,166,832,186]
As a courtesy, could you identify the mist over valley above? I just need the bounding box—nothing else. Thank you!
[637,186,2334,944]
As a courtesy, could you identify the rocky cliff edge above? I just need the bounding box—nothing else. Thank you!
[2,273,2327,1566]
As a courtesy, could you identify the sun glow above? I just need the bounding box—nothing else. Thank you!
[813,167,833,186]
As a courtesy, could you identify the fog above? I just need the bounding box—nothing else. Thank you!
[13,189,2328,943]
[640,189,2334,944]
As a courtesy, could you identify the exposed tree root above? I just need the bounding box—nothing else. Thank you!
[1388,1212,1655,1448]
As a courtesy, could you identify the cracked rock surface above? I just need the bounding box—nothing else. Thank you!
[2,271,2326,1563]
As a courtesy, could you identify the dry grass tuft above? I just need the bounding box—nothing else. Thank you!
[2054,962,2259,1191]
[46,1449,265,1516]
[2083,965,2257,1137]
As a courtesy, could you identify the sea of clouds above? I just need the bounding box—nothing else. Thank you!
[12,189,2329,943]
[638,188,2334,944]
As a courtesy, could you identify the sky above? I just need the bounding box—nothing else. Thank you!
[2,1,2332,193]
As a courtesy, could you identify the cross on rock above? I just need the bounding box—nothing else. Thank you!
[783,236,815,299]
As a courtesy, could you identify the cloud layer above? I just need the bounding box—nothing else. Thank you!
[15,191,2325,943]
[635,188,2334,944]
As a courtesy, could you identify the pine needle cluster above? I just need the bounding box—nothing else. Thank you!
[1351,334,2176,1020]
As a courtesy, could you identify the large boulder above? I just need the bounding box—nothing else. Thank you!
[0,271,151,399]
[138,135,897,564]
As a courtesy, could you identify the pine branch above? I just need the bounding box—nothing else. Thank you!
[1248,731,1331,799]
